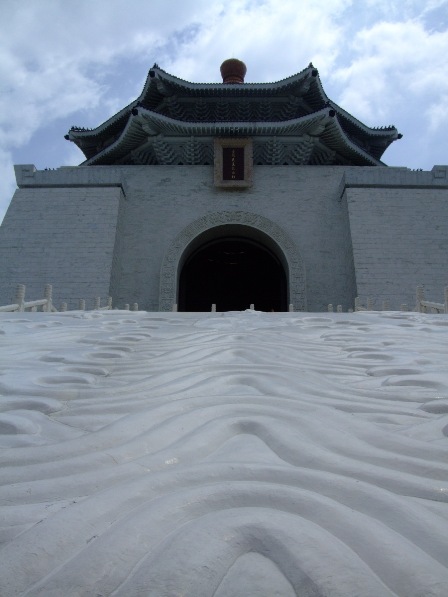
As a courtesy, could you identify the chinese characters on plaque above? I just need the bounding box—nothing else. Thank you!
[223,147,244,180]
[214,138,253,188]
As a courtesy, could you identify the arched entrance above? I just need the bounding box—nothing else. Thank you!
[178,237,287,311]
[159,211,306,312]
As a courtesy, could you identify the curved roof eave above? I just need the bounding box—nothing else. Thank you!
[81,108,332,165]
[308,74,398,143]
[80,115,146,165]
[68,99,142,152]
[329,98,398,145]
[320,117,386,166]
[82,108,383,166]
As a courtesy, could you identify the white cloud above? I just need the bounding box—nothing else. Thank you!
[421,0,448,15]
[330,19,448,129]
[426,94,448,132]
[61,143,86,167]
[161,0,351,82]
[0,0,352,158]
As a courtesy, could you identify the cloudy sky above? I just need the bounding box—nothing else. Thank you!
[1,0,448,223]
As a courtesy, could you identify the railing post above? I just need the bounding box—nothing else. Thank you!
[107,297,113,310]
[288,304,294,312]
[94,297,101,310]
[44,284,53,312]
[172,303,178,312]
[211,304,216,312]
[124,304,130,311]
[445,287,448,314]
[250,304,254,310]
[337,305,342,313]
[132,303,138,311]
[15,284,26,312]
[60,302,67,312]
[416,286,424,312]
[354,297,361,312]
[78,299,85,311]
[327,304,333,312]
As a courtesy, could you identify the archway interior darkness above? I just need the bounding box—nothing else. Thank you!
[178,237,287,312]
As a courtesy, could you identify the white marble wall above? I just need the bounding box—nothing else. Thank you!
[1,163,447,311]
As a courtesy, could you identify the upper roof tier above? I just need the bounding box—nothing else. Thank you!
[66,61,401,167]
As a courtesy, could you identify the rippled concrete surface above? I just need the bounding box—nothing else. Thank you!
[1,310,448,596]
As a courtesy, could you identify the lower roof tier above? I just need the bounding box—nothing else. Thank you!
[70,108,398,167]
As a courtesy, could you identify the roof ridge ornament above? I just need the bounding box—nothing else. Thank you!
[220,58,247,84]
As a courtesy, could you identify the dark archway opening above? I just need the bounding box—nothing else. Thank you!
[178,237,287,312]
